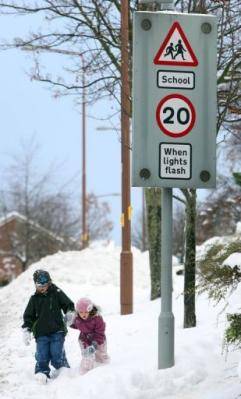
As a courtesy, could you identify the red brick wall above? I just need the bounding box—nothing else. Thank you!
[0,255,22,285]
[0,219,17,252]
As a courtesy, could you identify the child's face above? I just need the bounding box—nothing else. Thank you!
[79,311,89,320]
[35,283,50,294]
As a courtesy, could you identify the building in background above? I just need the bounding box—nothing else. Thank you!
[0,212,69,285]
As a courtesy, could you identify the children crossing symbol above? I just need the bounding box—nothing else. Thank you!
[154,21,198,67]
[164,40,186,60]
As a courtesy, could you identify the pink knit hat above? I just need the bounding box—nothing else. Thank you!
[76,298,93,313]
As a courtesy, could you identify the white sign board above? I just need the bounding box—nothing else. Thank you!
[132,12,217,188]
[157,71,195,90]
[159,143,191,179]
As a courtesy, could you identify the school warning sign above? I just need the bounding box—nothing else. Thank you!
[153,21,198,67]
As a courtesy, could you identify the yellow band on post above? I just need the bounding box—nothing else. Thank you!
[81,233,89,241]
[120,213,125,226]
[128,206,132,220]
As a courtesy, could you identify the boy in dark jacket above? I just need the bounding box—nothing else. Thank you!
[22,269,75,384]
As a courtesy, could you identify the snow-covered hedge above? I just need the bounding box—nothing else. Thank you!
[197,239,241,303]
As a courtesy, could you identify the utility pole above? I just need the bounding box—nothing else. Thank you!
[20,45,89,250]
[120,0,133,315]
[81,56,88,249]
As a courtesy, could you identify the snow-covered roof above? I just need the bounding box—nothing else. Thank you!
[0,212,64,243]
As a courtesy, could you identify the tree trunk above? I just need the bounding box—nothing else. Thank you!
[145,188,162,300]
[183,189,196,328]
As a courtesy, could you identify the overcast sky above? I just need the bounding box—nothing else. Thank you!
[0,11,143,245]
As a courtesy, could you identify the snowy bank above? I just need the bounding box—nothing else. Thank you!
[0,244,241,399]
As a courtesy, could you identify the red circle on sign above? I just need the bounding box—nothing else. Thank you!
[156,93,196,138]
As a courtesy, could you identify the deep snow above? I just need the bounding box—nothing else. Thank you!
[0,241,241,399]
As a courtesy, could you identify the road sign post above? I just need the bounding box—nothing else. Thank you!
[132,1,217,370]
[158,187,174,369]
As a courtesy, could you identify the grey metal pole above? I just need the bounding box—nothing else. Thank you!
[139,0,175,369]
[159,0,175,370]
[158,187,174,368]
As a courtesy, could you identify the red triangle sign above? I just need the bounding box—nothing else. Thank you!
[154,21,198,67]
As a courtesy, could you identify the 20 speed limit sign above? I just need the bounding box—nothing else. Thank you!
[156,94,196,138]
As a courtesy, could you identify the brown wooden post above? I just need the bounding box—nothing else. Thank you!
[120,0,133,315]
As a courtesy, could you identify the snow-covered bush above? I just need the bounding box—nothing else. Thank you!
[198,239,241,350]
[224,313,241,351]
[197,240,241,303]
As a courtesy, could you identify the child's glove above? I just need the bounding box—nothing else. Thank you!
[92,341,98,350]
[84,342,98,356]
[64,311,76,326]
[22,328,31,346]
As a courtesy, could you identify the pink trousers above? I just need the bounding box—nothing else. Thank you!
[79,341,110,374]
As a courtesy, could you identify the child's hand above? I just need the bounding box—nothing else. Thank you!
[88,345,96,354]
[64,311,76,326]
[92,341,98,350]
[22,328,31,346]
[84,343,97,356]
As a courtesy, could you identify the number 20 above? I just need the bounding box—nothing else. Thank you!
[163,106,190,125]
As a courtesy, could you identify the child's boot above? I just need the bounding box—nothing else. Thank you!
[80,353,95,374]
[95,342,110,364]
[35,372,48,384]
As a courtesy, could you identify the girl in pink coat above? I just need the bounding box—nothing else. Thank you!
[71,297,110,374]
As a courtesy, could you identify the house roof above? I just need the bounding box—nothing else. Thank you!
[0,212,64,243]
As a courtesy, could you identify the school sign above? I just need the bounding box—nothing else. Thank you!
[132,12,217,188]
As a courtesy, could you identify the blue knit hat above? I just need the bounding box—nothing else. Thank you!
[33,270,51,285]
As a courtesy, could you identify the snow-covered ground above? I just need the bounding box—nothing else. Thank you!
[0,242,241,399]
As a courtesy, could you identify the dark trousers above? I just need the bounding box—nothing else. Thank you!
[35,331,70,376]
